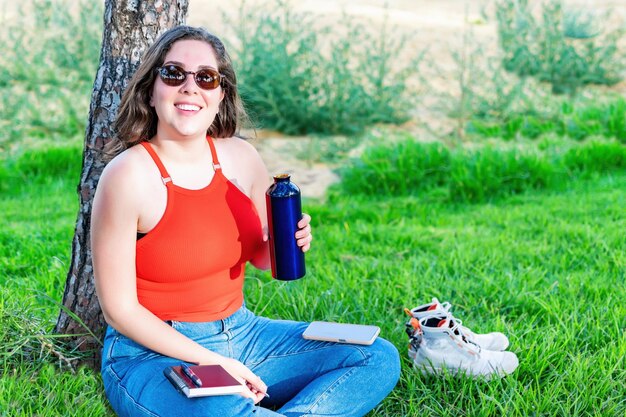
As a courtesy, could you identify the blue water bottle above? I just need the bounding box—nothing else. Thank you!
[266,174,306,280]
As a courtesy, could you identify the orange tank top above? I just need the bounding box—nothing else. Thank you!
[135,136,264,322]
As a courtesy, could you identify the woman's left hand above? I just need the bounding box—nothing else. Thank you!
[295,213,313,253]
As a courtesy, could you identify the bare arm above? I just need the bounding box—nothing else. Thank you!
[246,143,272,270]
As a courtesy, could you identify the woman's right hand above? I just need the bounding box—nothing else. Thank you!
[218,357,268,404]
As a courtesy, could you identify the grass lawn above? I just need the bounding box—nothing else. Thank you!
[1,162,624,416]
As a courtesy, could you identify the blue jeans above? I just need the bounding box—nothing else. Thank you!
[101,305,400,417]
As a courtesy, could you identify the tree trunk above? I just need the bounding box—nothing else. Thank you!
[55,0,188,369]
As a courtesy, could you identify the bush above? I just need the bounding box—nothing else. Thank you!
[337,136,626,202]
[0,145,82,195]
[227,1,419,136]
[467,96,626,143]
[340,139,451,195]
[0,0,102,151]
[495,0,625,95]
[563,140,626,174]
[448,146,557,201]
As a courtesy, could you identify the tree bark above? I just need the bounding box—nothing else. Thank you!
[55,0,188,369]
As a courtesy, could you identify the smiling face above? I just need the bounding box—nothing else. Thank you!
[150,39,224,141]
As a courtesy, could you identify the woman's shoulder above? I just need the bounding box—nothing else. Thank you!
[216,136,264,165]
[214,136,269,188]
[99,143,156,189]
[217,135,258,153]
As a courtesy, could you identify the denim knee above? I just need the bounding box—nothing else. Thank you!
[371,338,401,388]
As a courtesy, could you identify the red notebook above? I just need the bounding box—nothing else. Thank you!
[163,364,245,398]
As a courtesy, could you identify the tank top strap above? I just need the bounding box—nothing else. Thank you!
[140,142,173,186]
[206,135,222,171]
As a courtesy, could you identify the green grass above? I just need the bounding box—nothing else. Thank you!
[338,135,626,202]
[0,363,110,416]
[467,96,626,143]
[1,147,624,416]
[1,0,624,414]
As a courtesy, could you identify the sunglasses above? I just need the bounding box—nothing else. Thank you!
[155,64,223,90]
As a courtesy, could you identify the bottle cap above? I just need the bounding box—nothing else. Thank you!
[274,174,291,181]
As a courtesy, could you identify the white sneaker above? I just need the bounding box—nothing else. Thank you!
[409,315,518,380]
[410,298,510,351]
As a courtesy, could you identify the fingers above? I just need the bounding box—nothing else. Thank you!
[296,213,313,252]
[246,382,268,404]
[241,385,266,404]
[243,374,267,404]
[240,385,259,403]
[296,232,312,252]
[240,369,267,402]
[297,213,311,228]
[247,373,268,395]
[221,359,268,404]
[295,224,312,241]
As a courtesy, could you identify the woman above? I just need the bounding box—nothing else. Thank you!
[92,25,400,417]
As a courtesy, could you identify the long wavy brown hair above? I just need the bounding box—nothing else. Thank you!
[108,26,248,158]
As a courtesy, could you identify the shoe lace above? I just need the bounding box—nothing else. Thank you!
[446,318,481,351]
[405,301,481,351]
[438,301,476,339]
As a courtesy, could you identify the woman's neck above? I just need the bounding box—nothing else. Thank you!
[150,132,210,163]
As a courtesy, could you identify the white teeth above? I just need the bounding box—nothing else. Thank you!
[176,104,201,111]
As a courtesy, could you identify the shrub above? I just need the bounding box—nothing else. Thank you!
[0,0,102,151]
[466,96,626,143]
[449,146,557,201]
[563,141,626,174]
[444,27,533,141]
[495,0,625,95]
[337,136,625,202]
[339,139,451,196]
[227,1,419,136]
[602,99,626,142]
[0,145,82,195]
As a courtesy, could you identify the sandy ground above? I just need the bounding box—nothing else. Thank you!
[186,0,626,198]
